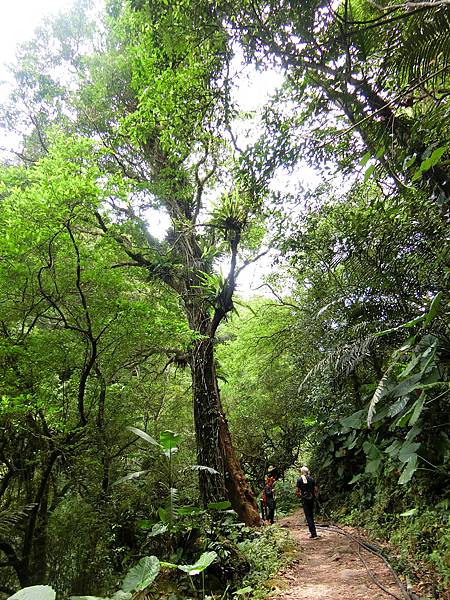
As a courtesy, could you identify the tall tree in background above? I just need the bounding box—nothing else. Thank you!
[1,0,262,524]
[224,0,450,206]
[0,135,196,588]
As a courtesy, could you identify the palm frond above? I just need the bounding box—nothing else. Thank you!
[299,334,375,391]
[0,505,35,537]
[390,7,450,88]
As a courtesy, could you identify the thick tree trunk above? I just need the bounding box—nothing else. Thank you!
[190,336,260,526]
[191,338,227,503]
[218,412,261,526]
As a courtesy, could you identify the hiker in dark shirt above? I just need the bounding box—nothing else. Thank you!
[296,466,319,538]
[262,466,277,524]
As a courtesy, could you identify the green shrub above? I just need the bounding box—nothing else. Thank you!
[237,526,297,599]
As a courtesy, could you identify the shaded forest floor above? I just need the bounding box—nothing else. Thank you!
[267,511,430,600]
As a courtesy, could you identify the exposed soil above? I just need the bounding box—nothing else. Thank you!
[268,511,412,600]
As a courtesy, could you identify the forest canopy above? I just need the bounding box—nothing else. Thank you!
[0,0,449,598]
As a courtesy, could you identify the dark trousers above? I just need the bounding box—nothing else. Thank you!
[302,498,317,537]
[266,499,275,524]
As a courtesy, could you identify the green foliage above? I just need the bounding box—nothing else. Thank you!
[339,493,450,590]
[121,556,160,592]
[2,0,450,595]
[176,551,217,576]
[7,588,55,600]
[237,527,297,599]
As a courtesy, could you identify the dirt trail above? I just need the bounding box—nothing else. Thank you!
[270,511,406,600]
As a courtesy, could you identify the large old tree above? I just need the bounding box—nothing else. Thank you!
[1,0,262,525]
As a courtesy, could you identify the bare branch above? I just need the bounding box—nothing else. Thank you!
[255,282,300,310]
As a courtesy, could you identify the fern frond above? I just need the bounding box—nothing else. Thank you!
[367,365,394,427]
[166,487,179,527]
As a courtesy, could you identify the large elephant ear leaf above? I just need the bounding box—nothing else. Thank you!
[159,430,180,455]
[398,454,418,485]
[122,556,161,592]
[8,587,56,600]
[177,551,218,576]
[424,291,442,325]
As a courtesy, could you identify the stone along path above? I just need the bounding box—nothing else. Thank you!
[270,511,407,600]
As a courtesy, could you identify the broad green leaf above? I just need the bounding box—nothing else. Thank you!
[391,373,422,397]
[408,393,425,426]
[371,405,391,424]
[340,409,365,431]
[122,556,160,592]
[406,425,422,442]
[137,519,154,530]
[385,440,402,458]
[375,145,385,159]
[363,441,382,474]
[234,587,253,595]
[398,454,418,485]
[207,500,232,510]
[150,523,168,536]
[112,470,149,486]
[342,430,357,449]
[363,163,375,182]
[421,146,446,172]
[365,457,382,475]
[411,167,423,182]
[424,291,443,325]
[8,587,56,600]
[399,355,419,379]
[387,396,410,418]
[177,505,204,515]
[394,408,415,428]
[398,441,420,463]
[158,507,169,523]
[127,426,161,448]
[399,508,417,517]
[360,151,371,166]
[159,430,180,453]
[363,441,382,460]
[177,551,217,576]
[160,561,178,570]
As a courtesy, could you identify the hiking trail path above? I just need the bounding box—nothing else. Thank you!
[269,511,409,600]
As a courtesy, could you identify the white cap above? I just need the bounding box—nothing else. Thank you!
[301,466,309,474]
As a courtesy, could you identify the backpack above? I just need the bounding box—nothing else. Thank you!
[298,476,314,500]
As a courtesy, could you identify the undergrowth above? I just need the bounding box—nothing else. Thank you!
[330,483,450,597]
[237,526,298,599]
